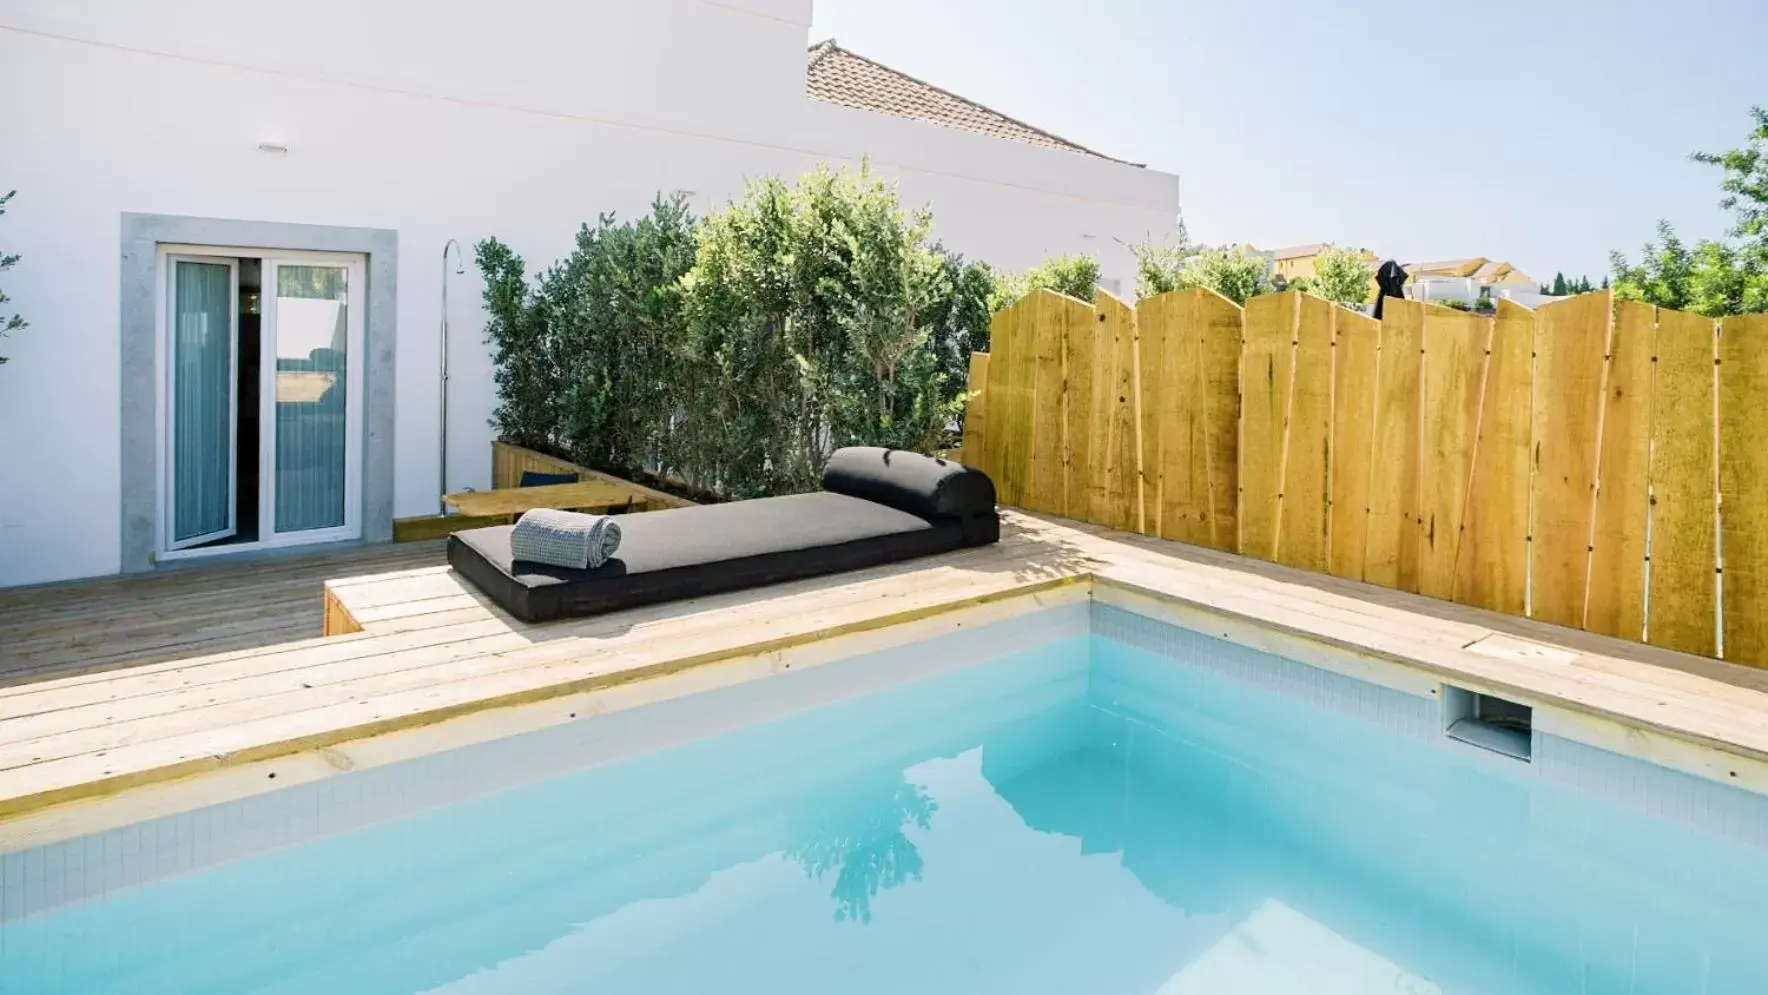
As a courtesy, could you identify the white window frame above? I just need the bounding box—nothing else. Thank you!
[260,255,367,547]
[154,245,368,562]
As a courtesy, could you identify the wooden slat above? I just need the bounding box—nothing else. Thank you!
[1239,292,1294,559]
[1137,290,1177,539]
[1094,292,1140,531]
[1329,309,1380,581]
[489,442,695,509]
[987,299,1033,506]
[1721,313,1768,665]
[1277,294,1333,573]
[1065,303,1098,522]
[444,480,639,517]
[1141,291,1196,543]
[1648,308,1720,655]
[1416,306,1491,600]
[1198,290,1243,551]
[1531,291,1613,627]
[1025,290,1083,516]
[1364,299,1424,591]
[958,351,990,470]
[1586,298,1651,640]
[1455,300,1533,615]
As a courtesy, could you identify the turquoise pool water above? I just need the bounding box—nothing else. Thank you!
[4,625,1768,994]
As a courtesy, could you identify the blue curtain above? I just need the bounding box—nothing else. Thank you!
[172,261,233,543]
[272,265,349,533]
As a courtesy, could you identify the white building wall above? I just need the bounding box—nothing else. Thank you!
[0,0,1181,587]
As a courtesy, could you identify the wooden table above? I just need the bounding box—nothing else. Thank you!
[443,480,644,518]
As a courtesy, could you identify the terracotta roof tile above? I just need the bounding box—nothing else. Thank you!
[806,40,1137,165]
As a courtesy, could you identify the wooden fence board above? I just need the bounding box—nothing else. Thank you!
[1024,291,1070,514]
[1240,292,1295,559]
[1365,299,1424,591]
[1277,294,1333,572]
[1065,298,1099,522]
[1417,306,1492,600]
[1648,307,1719,655]
[1721,313,1768,666]
[1198,290,1243,551]
[1455,300,1533,615]
[985,301,1030,506]
[1096,292,1140,531]
[959,351,990,470]
[1138,291,1179,538]
[1329,309,1380,581]
[1531,291,1612,627]
[1586,298,1652,640]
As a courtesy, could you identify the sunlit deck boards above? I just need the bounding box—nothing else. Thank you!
[3,513,1768,828]
[0,542,446,687]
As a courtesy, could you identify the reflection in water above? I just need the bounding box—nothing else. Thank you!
[785,776,938,923]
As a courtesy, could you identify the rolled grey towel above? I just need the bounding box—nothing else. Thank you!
[509,508,623,570]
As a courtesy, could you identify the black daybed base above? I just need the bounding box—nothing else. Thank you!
[447,448,1000,624]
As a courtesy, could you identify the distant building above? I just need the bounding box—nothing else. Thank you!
[1262,243,1379,282]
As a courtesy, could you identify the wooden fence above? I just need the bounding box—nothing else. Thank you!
[960,287,1768,667]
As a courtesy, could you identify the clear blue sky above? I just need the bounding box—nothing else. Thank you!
[809,0,1768,284]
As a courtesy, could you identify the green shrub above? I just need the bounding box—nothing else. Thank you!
[0,190,24,366]
[479,165,989,501]
[475,236,558,452]
[992,252,1100,310]
[679,164,967,497]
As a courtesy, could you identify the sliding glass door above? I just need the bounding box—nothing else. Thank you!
[166,257,238,549]
[264,260,358,539]
[161,248,365,556]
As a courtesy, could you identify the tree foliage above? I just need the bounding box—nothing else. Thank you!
[991,252,1101,310]
[1612,107,1768,317]
[1130,239,1273,306]
[1128,213,1197,298]
[475,236,558,451]
[0,191,24,366]
[480,165,985,501]
[1291,245,1374,306]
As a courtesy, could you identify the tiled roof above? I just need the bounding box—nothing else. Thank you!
[806,39,1137,165]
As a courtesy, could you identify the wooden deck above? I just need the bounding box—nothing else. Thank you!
[4,513,1768,832]
[0,542,446,687]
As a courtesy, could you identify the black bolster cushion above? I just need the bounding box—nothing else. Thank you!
[821,447,996,520]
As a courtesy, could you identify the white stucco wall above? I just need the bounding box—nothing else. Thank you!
[0,0,1180,587]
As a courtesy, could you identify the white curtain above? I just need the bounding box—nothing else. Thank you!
[171,260,233,543]
[272,265,349,533]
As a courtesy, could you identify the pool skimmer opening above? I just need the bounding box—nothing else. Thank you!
[1442,685,1533,762]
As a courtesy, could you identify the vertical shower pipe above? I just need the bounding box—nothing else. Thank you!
[440,239,466,513]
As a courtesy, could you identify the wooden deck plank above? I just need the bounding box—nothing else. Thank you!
[5,505,1768,823]
[0,543,446,685]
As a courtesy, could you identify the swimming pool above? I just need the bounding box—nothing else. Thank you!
[3,604,1767,994]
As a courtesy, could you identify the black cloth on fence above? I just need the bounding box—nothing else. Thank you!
[1372,260,1407,320]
